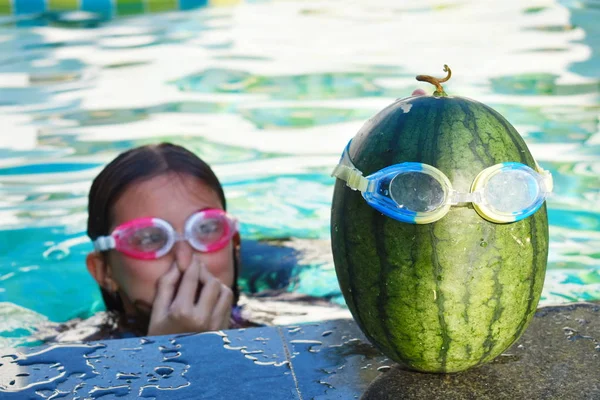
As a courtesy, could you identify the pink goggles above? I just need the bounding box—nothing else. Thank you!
[93,209,238,260]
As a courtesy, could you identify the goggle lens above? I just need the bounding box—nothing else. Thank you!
[190,215,228,246]
[390,171,445,213]
[484,168,541,214]
[126,226,170,253]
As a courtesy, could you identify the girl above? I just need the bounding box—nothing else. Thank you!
[73,142,255,340]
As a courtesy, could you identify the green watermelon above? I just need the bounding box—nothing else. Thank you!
[330,66,549,373]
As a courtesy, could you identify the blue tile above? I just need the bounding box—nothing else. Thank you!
[0,326,301,399]
[0,321,386,399]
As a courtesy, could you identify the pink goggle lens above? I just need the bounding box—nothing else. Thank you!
[124,225,170,253]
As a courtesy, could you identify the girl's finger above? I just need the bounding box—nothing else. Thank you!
[151,262,180,322]
[194,266,222,317]
[412,88,427,96]
[170,259,201,314]
[212,284,234,330]
[195,255,216,285]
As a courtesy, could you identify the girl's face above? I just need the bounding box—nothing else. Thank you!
[93,172,236,316]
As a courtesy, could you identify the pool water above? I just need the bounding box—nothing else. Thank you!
[0,0,599,347]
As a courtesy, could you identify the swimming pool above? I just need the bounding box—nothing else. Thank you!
[0,0,598,348]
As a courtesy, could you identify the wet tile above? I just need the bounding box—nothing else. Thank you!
[0,325,300,399]
[279,319,389,399]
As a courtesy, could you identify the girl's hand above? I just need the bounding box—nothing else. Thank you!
[147,255,233,336]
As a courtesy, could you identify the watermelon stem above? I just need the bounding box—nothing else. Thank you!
[416,64,451,97]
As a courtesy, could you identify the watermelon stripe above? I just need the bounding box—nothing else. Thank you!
[415,106,428,162]
[425,102,441,165]
[429,101,452,370]
[522,216,540,328]
[460,101,495,166]
[511,206,546,342]
[483,103,530,165]
[478,259,504,362]
[381,104,410,170]
[429,224,450,370]
[526,216,542,326]
[460,272,472,327]
[332,188,364,330]
[374,216,404,361]
[335,144,399,358]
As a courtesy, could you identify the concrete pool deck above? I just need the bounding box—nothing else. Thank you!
[0,302,598,399]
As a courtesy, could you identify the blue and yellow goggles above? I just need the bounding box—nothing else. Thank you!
[332,140,553,224]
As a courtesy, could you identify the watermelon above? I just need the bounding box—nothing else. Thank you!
[330,66,549,373]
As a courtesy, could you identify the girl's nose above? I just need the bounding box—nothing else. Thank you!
[173,239,194,273]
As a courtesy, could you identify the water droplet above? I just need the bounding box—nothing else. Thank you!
[322,330,333,337]
[290,339,322,345]
[319,380,334,389]
[162,352,181,361]
[158,344,181,352]
[116,372,140,380]
[563,326,578,338]
[154,366,174,377]
[89,385,130,397]
[492,353,521,364]
[480,240,488,248]
[377,366,391,372]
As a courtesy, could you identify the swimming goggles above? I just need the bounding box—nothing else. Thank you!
[332,140,553,224]
[93,209,238,260]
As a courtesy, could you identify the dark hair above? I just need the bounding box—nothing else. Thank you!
[87,142,240,312]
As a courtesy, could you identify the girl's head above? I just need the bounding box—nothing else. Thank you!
[86,143,240,319]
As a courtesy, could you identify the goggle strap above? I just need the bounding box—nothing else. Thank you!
[331,164,368,192]
[94,236,116,252]
[534,161,554,193]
